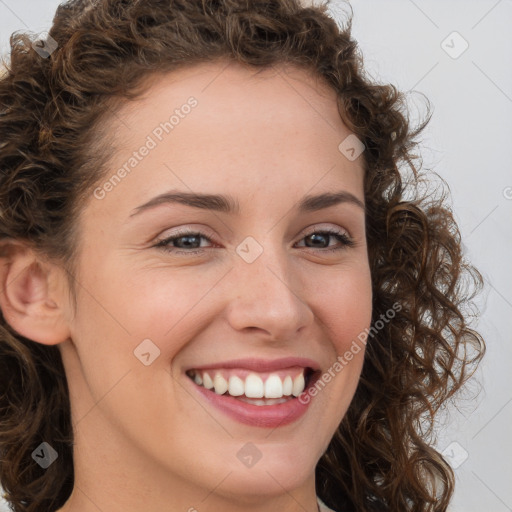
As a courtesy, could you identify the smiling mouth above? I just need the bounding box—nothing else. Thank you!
[185,366,317,406]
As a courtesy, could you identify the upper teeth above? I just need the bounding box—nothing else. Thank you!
[189,370,307,399]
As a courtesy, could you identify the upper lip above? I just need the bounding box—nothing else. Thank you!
[186,357,321,373]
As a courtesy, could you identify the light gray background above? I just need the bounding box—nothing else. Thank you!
[0,1,511,511]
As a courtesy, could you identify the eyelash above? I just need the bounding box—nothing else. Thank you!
[153,227,355,256]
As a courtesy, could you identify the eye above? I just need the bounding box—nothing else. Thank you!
[294,228,355,253]
[153,227,355,255]
[153,229,214,255]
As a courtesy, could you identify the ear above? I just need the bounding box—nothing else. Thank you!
[0,240,71,345]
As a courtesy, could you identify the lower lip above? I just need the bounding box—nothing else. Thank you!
[187,375,317,428]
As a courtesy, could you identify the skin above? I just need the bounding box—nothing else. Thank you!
[0,61,372,512]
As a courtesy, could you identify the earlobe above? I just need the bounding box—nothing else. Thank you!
[0,241,71,346]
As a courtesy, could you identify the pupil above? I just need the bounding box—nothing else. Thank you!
[177,235,199,248]
[307,233,327,248]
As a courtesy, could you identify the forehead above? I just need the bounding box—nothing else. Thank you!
[114,59,349,147]
[132,59,340,114]
[87,60,365,222]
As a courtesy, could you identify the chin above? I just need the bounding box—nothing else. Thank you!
[209,447,317,498]
[212,468,313,505]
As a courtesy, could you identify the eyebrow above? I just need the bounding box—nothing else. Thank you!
[129,190,365,218]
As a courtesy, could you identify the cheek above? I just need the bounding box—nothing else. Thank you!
[312,264,373,351]
[74,256,222,342]
[308,264,372,398]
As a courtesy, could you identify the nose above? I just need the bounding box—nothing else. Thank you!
[225,245,314,342]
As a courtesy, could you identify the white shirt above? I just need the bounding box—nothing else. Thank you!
[317,495,337,512]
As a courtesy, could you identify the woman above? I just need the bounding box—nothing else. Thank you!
[0,0,485,511]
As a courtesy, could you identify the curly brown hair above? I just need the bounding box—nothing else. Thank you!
[0,0,485,511]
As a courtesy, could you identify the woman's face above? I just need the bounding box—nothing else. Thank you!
[59,61,372,507]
